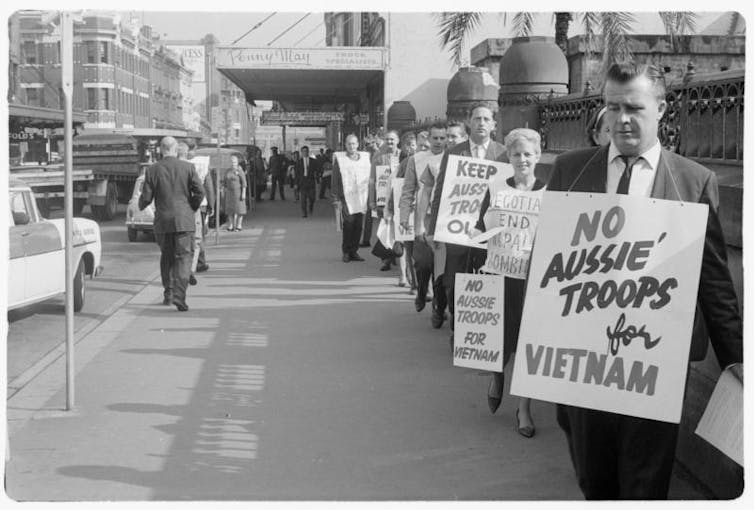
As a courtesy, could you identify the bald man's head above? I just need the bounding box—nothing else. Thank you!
[161,136,178,157]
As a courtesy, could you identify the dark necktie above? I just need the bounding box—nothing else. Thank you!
[616,155,637,195]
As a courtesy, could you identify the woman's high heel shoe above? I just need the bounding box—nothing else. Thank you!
[487,376,503,414]
[516,409,535,438]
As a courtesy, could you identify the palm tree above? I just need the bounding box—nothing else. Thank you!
[435,11,698,71]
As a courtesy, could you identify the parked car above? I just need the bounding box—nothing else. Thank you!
[8,178,103,312]
[125,173,154,241]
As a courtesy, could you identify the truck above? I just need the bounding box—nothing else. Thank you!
[9,133,145,221]
[72,133,146,221]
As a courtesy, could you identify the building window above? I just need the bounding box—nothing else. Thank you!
[22,41,37,65]
[86,41,97,63]
[26,88,39,106]
[87,88,97,109]
[100,41,109,64]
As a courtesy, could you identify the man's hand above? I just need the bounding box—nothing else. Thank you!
[400,220,410,232]
[469,227,483,239]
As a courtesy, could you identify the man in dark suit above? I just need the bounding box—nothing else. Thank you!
[548,62,742,499]
[139,136,204,311]
[426,105,508,343]
[295,145,319,217]
[268,146,286,200]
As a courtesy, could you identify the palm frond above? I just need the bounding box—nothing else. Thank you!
[434,12,483,67]
[512,12,535,38]
[578,12,601,56]
[600,12,637,72]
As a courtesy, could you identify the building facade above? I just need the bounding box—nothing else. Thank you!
[11,10,195,133]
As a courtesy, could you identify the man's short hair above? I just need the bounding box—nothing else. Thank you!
[345,133,359,144]
[301,145,309,152]
[429,122,447,133]
[447,121,469,135]
[384,129,399,139]
[271,146,278,152]
[176,142,190,159]
[400,131,416,148]
[605,61,667,100]
[160,136,177,154]
[469,103,495,119]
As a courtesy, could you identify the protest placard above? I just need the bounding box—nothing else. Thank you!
[477,186,544,279]
[453,273,505,371]
[375,165,392,208]
[696,364,743,466]
[510,192,708,423]
[392,177,414,241]
[334,152,370,215]
[434,155,513,247]
[191,156,210,207]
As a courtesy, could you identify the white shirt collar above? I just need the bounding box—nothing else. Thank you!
[470,138,491,152]
[607,139,662,170]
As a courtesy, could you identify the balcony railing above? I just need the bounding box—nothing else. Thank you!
[540,69,744,165]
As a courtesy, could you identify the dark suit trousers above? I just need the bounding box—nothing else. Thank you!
[362,207,373,245]
[270,174,286,200]
[300,185,315,215]
[443,243,486,329]
[342,211,363,255]
[319,175,331,199]
[155,232,194,302]
[197,210,208,267]
[556,404,679,499]
[432,275,447,314]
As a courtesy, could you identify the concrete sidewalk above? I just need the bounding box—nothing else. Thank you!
[4,199,702,501]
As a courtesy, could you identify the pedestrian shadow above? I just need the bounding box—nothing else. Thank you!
[56,465,158,493]
[108,402,186,417]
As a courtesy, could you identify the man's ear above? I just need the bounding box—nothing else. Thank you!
[657,99,667,120]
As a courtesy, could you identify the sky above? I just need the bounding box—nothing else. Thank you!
[137,10,726,50]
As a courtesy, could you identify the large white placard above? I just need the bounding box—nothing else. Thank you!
[510,192,708,423]
[335,152,370,215]
[392,177,414,241]
[434,155,513,248]
[453,273,505,372]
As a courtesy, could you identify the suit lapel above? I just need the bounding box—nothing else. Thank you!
[575,146,609,193]
[651,150,683,201]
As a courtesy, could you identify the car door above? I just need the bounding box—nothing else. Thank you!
[8,190,28,306]
[19,189,64,301]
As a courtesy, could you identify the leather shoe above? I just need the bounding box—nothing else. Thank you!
[487,375,503,414]
[350,253,364,261]
[414,296,426,312]
[162,295,172,305]
[189,275,197,285]
[516,410,536,438]
[342,253,350,263]
[196,263,209,273]
[431,309,445,329]
[380,262,391,271]
[172,299,189,312]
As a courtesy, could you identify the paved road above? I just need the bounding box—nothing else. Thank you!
[5,198,704,501]
[6,206,160,391]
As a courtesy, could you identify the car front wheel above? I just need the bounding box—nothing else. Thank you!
[73,259,86,312]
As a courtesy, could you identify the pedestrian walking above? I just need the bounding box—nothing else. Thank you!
[420,121,468,328]
[549,61,742,499]
[138,136,204,311]
[268,146,286,200]
[368,129,401,271]
[332,134,371,262]
[471,128,545,437]
[319,148,333,199]
[223,154,247,231]
[425,105,507,346]
[295,146,319,218]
